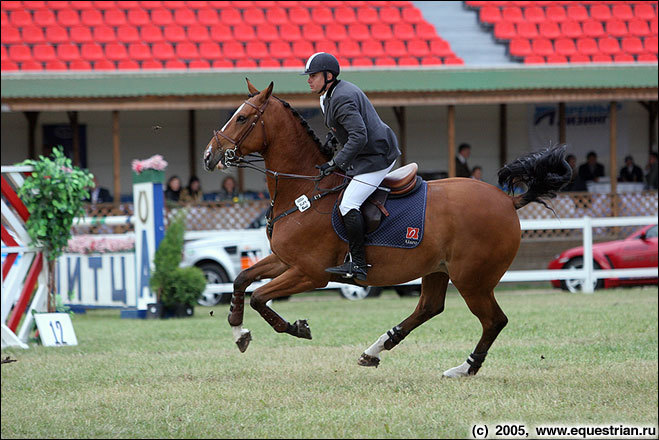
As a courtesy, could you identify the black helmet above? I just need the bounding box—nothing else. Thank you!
[301,52,340,77]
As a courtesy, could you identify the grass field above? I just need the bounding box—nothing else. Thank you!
[1,287,657,439]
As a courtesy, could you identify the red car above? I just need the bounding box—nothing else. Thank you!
[548,224,658,292]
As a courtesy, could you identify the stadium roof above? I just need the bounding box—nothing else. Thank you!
[1,63,657,111]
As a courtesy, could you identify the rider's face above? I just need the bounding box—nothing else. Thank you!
[307,72,328,94]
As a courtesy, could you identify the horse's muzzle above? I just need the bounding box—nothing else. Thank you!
[203,148,222,171]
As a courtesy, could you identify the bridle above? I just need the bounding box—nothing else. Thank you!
[213,97,270,166]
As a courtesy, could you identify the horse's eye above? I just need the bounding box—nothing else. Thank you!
[237,115,247,123]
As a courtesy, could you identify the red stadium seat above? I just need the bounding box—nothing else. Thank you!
[311,39,333,54]
[45,25,70,44]
[384,39,407,58]
[81,43,105,61]
[289,7,311,25]
[117,25,140,43]
[152,8,173,26]
[335,6,357,25]
[256,23,279,42]
[57,43,81,62]
[634,4,656,21]
[22,25,46,44]
[186,24,210,42]
[104,42,127,61]
[1,60,19,71]
[93,1,117,11]
[81,9,104,26]
[569,54,590,63]
[524,6,545,24]
[223,41,247,60]
[45,60,68,70]
[509,38,532,57]
[350,56,372,67]
[312,6,334,25]
[361,39,384,57]
[539,21,560,39]
[323,24,347,42]
[502,6,524,24]
[613,53,635,63]
[21,60,44,71]
[210,24,232,42]
[545,5,567,23]
[69,60,92,70]
[140,24,164,43]
[282,57,303,68]
[606,19,628,38]
[628,19,650,38]
[546,54,567,64]
[621,37,644,55]
[128,42,152,60]
[420,55,442,65]
[116,1,141,9]
[34,9,56,26]
[379,6,401,25]
[370,23,393,41]
[2,26,21,44]
[348,23,370,41]
[174,9,197,26]
[338,39,361,57]
[398,56,419,66]
[589,4,611,22]
[105,9,127,26]
[220,7,243,26]
[576,38,598,56]
[210,59,232,68]
[259,57,280,68]
[357,6,379,24]
[2,0,23,9]
[651,18,658,35]
[524,55,545,64]
[164,25,187,43]
[142,60,164,69]
[591,54,612,63]
[429,38,453,57]
[197,8,219,25]
[611,4,633,21]
[246,41,269,58]
[637,53,657,62]
[267,40,291,58]
[598,37,620,55]
[292,40,315,59]
[566,4,588,22]
[162,1,187,10]
[199,41,222,59]
[416,22,438,39]
[152,42,175,60]
[374,56,396,66]
[560,20,582,39]
[94,60,116,70]
[117,59,140,69]
[176,42,200,60]
[554,38,576,56]
[645,36,658,54]
[443,56,464,65]
[33,44,56,62]
[532,38,554,56]
[233,23,256,42]
[10,10,33,27]
[57,9,80,26]
[494,21,516,40]
[582,20,605,38]
[480,6,502,25]
[517,22,538,39]
[235,58,257,68]
[266,7,288,25]
[402,7,424,25]
[393,23,415,40]
[165,59,187,69]
[70,25,93,43]
[407,38,429,57]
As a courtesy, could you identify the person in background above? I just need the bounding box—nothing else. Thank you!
[217,175,240,202]
[470,165,483,181]
[645,151,658,190]
[455,143,471,178]
[180,175,203,203]
[165,175,182,202]
[577,151,605,183]
[87,175,113,204]
[618,155,644,183]
[562,154,587,191]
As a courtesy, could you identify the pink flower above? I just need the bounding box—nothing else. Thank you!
[66,235,135,254]
[132,155,167,174]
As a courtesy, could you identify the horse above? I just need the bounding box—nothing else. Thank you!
[203,79,572,377]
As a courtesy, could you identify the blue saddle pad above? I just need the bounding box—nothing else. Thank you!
[332,180,427,249]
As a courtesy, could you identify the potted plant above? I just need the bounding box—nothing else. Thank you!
[148,211,206,318]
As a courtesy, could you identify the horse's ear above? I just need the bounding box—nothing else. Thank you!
[246,78,259,95]
[262,81,274,100]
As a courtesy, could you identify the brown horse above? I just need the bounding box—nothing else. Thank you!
[203,80,571,377]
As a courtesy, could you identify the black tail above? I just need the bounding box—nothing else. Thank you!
[497,144,573,211]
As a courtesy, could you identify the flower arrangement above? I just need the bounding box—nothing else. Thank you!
[66,235,135,254]
[131,154,168,174]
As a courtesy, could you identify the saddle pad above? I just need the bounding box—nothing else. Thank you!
[332,180,427,249]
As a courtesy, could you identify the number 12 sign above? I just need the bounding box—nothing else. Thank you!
[34,313,78,347]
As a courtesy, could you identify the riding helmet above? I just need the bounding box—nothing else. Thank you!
[301,52,340,77]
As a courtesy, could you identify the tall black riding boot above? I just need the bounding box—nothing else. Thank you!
[325,209,371,281]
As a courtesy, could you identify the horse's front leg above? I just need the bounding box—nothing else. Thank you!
[249,266,318,341]
[228,253,289,352]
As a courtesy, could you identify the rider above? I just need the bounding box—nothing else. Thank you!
[302,52,401,281]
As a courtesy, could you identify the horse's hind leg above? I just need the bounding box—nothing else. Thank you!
[358,271,449,367]
[443,290,508,377]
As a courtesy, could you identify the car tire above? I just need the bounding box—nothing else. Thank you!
[197,262,232,306]
[339,285,383,300]
[394,285,421,297]
[560,257,604,293]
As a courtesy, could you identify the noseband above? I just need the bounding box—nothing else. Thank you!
[213,98,270,165]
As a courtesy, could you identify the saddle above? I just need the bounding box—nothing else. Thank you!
[340,163,422,234]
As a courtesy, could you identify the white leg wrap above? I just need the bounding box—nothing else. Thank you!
[232,325,250,343]
[443,361,471,378]
[363,332,389,358]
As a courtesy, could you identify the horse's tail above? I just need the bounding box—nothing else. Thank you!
[497,144,573,212]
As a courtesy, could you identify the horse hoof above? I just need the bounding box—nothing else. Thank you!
[442,361,473,378]
[236,331,252,353]
[293,319,312,340]
[358,353,380,368]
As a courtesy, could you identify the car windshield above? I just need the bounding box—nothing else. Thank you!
[644,225,657,239]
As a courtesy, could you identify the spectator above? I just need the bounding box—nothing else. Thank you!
[164,175,182,202]
[180,175,203,203]
[217,175,240,202]
[455,143,471,178]
[86,175,113,204]
[577,151,605,183]
[645,151,658,190]
[470,165,483,181]
[562,154,587,191]
[618,155,644,183]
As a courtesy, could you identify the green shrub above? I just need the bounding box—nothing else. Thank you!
[150,212,205,309]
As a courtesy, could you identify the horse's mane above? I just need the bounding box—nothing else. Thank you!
[248,92,333,159]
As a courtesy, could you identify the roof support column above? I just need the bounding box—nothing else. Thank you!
[558,102,566,144]
[499,103,507,168]
[393,106,407,165]
[447,104,455,178]
[67,111,80,167]
[112,110,120,208]
[609,101,618,217]
[188,109,196,178]
[23,111,39,160]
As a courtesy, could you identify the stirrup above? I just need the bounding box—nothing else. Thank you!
[325,259,370,281]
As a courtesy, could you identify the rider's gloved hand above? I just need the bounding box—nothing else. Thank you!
[317,160,338,176]
[323,132,338,150]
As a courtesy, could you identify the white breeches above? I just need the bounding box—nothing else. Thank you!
[339,160,397,216]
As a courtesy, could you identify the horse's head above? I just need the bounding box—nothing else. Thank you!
[203,79,274,171]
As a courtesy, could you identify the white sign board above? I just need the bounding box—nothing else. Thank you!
[34,313,78,347]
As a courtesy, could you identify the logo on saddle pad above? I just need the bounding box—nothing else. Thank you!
[405,227,420,244]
